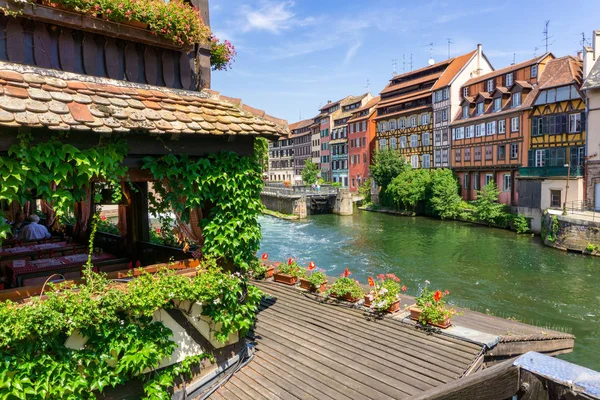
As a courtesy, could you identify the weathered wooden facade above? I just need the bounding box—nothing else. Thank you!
[450,53,555,206]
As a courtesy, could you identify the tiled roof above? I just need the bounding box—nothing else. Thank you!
[583,57,600,91]
[378,89,431,108]
[380,72,443,95]
[0,63,285,138]
[451,88,538,125]
[493,86,510,95]
[465,53,553,86]
[341,93,369,106]
[386,58,453,83]
[538,56,583,90]
[432,50,477,89]
[512,80,534,90]
[289,118,313,131]
[347,96,380,123]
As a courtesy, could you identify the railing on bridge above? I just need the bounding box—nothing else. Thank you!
[262,183,339,196]
[563,199,600,221]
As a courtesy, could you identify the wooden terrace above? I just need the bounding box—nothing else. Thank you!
[210,280,576,400]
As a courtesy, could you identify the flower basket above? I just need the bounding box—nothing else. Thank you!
[122,20,149,30]
[330,292,360,303]
[273,273,297,285]
[265,266,275,278]
[299,278,311,291]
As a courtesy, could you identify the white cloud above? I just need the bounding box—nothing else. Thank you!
[344,42,362,65]
[434,6,504,24]
[241,1,297,34]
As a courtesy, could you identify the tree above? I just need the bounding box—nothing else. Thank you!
[254,137,269,173]
[370,149,408,206]
[301,159,319,185]
[473,182,508,225]
[428,169,463,219]
[388,168,432,212]
[358,178,372,203]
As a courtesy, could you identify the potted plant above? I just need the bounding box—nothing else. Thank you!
[261,253,275,278]
[365,273,406,313]
[273,258,304,285]
[408,281,456,329]
[327,268,363,303]
[299,261,326,292]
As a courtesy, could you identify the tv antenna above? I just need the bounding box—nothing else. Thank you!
[409,54,413,71]
[365,78,370,92]
[402,54,406,73]
[533,46,539,57]
[512,53,516,65]
[580,32,590,47]
[445,37,454,59]
[542,20,554,53]
[424,42,436,65]
[392,58,398,76]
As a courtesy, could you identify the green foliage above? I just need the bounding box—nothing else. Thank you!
[370,149,408,205]
[473,182,510,226]
[143,152,264,271]
[0,135,128,242]
[254,137,269,174]
[358,178,372,203]
[546,215,560,242]
[142,354,213,399]
[513,214,531,234]
[306,271,327,287]
[429,169,463,219]
[330,182,342,188]
[97,217,119,235]
[276,261,305,278]
[388,168,432,212]
[248,260,268,280]
[327,277,364,299]
[415,282,456,325]
[586,243,596,252]
[0,262,262,398]
[301,160,319,185]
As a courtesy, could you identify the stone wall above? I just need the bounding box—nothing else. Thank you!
[260,193,307,218]
[542,211,600,253]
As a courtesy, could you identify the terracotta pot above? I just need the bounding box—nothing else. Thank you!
[122,20,149,29]
[429,318,452,329]
[330,292,359,303]
[299,278,311,291]
[273,273,297,285]
[386,300,400,313]
[265,266,275,278]
[407,304,451,328]
[364,295,372,308]
[300,278,327,293]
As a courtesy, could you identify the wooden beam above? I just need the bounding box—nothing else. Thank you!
[410,360,520,400]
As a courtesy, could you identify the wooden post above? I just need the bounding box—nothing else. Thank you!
[125,182,150,259]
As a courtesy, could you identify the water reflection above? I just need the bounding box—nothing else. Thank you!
[258,212,600,370]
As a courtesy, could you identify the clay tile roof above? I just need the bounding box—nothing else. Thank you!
[0,63,285,139]
[378,88,431,108]
[340,93,368,107]
[538,56,583,89]
[465,53,553,86]
[432,50,477,90]
[512,80,534,90]
[380,72,443,95]
[289,118,313,131]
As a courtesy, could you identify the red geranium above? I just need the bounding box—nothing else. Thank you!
[261,253,269,260]
[434,290,442,302]
[368,277,375,287]
[342,268,351,278]
[308,261,316,270]
[287,257,294,265]
[401,285,407,292]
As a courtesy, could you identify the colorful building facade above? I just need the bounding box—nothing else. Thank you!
[290,119,313,184]
[450,54,555,206]
[347,96,380,192]
[268,135,294,182]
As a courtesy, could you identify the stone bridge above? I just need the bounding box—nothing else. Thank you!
[260,184,353,218]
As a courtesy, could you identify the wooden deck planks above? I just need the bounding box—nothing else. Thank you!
[211,281,485,399]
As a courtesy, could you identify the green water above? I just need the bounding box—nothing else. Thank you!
[258,211,600,370]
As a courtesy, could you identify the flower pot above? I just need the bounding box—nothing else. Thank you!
[273,273,297,285]
[122,20,149,30]
[330,292,359,303]
[429,318,452,329]
[299,278,311,291]
[40,0,69,10]
[299,279,327,293]
[386,300,400,313]
[265,266,275,278]
[364,295,372,308]
[407,305,451,328]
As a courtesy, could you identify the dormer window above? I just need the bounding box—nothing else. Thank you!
[531,65,538,78]
[494,97,502,112]
[512,92,521,108]
[463,105,470,119]
[486,79,494,92]
[476,102,484,115]
[505,73,513,87]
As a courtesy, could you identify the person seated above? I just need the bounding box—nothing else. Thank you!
[11,212,26,237]
[19,214,51,241]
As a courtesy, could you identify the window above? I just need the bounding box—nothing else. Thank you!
[510,143,518,159]
[410,134,419,148]
[512,92,521,107]
[500,175,511,191]
[455,149,461,162]
[466,125,474,138]
[400,136,407,148]
[398,118,406,129]
[487,79,494,92]
[422,132,431,146]
[422,154,431,169]
[442,108,448,121]
[362,121,367,131]
[511,117,520,132]
[498,120,506,134]
[531,65,538,78]
[550,190,561,208]
[569,113,581,133]
[494,97,502,112]
[456,127,464,139]
[463,87,469,97]
[474,147,482,161]
[390,137,397,149]
[485,174,494,185]
[485,146,493,160]
[571,146,586,167]
[443,88,449,100]
[498,145,506,160]
[390,119,397,130]
[473,173,480,190]
[420,113,430,125]
[486,121,496,135]
[477,102,484,115]
[363,153,367,163]
[475,124,482,137]
[535,149,545,167]
[362,137,366,147]
[464,148,471,161]
[411,155,419,169]
[464,174,470,189]
[463,105,470,118]
[379,138,387,150]
[434,90,443,102]
[410,116,417,127]
[505,73,513,87]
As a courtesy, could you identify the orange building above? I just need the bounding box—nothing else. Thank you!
[450,54,555,206]
[347,96,380,192]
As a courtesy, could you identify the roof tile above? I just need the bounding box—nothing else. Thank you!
[48,100,69,114]
[28,88,52,101]
[45,77,67,88]
[0,96,26,112]
[24,99,49,113]
[0,70,23,83]
[14,111,40,126]
[5,85,29,99]
[50,91,73,102]
[0,109,14,122]
[67,102,94,123]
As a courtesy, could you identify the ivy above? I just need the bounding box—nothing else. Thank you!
[0,135,128,242]
[0,262,262,398]
[143,152,264,271]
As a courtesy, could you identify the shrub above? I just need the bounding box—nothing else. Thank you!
[586,243,596,252]
[429,169,463,219]
[388,168,431,212]
[513,214,531,234]
[301,160,319,185]
[473,182,510,226]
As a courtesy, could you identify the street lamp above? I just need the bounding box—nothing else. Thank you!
[563,163,571,215]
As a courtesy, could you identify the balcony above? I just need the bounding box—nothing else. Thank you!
[518,166,583,178]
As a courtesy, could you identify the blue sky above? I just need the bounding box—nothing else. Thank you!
[210,0,600,124]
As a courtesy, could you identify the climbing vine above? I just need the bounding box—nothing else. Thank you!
[143,152,264,271]
[0,135,128,241]
[0,261,262,398]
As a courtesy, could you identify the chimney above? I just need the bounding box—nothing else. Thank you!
[474,43,483,76]
[577,51,583,61]
[594,30,600,60]
[327,100,332,104]
[583,30,599,80]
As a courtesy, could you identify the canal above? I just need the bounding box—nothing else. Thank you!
[258,210,600,370]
